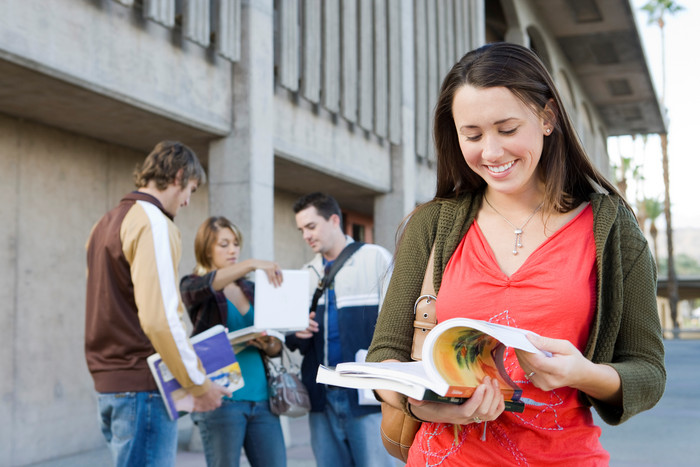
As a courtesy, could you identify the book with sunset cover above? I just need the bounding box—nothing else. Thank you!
[316,318,550,412]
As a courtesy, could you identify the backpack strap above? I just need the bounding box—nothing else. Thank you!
[309,241,365,313]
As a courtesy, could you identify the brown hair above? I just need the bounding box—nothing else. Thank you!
[134,140,206,190]
[192,216,243,276]
[432,42,621,213]
[293,192,343,223]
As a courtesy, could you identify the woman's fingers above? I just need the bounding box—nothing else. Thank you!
[261,262,283,287]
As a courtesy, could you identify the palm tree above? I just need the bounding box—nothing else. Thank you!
[641,197,664,270]
[642,0,684,337]
[612,154,643,201]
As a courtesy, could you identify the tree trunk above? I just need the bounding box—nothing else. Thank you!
[660,133,679,338]
[650,222,659,273]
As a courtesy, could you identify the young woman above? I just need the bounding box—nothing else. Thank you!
[367,42,665,466]
[180,216,287,467]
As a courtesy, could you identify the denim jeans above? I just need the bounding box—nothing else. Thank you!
[98,390,177,467]
[191,399,286,467]
[309,389,396,467]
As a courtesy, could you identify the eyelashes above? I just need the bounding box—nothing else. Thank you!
[463,128,518,142]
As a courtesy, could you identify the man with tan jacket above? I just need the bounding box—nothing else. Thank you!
[85,141,228,466]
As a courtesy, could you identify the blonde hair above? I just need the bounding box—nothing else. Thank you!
[193,216,243,276]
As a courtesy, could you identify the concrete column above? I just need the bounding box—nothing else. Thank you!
[505,26,527,47]
[375,0,416,252]
[208,0,275,261]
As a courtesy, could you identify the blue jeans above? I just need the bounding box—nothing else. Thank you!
[191,399,286,467]
[309,389,396,467]
[98,390,177,467]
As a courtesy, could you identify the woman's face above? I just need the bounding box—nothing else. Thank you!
[210,227,240,270]
[452,85,550,197]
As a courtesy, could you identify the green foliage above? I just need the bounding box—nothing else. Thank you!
[452,330,490,368]
[642,0,685,24]
[642,197,664,221]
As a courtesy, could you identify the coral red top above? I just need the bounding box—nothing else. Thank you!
[407,204,610,466]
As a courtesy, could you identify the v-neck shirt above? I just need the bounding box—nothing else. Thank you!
[409,204,608,466]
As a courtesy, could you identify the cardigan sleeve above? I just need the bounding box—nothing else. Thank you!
[587,203,666,425]
[366,202,441,363]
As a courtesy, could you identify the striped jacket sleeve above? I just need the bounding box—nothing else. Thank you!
[121,201,211,396]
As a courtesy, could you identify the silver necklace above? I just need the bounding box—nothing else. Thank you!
[484,196,543,255]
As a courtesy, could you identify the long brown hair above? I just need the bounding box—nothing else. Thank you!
[433,42,621,213]
[193,216,243,276]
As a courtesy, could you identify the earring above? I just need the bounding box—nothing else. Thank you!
[545,128,551,134]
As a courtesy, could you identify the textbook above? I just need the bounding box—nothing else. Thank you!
[228,328,286,353]
[316,318,550,412]
[147,324,244,420]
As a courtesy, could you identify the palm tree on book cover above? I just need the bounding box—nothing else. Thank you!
[435,329,503,387]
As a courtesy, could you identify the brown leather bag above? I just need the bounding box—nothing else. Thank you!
[379,245,437,462]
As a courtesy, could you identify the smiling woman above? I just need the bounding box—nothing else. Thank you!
[367,42,665,467]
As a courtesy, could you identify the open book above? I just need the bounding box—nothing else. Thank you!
[317,318,550,412]
[228,328,286,353]
[147,324,244,420]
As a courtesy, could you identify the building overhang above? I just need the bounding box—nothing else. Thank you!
[534,0,667,136]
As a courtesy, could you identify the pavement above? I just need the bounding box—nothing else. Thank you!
[31,338,700,467]
[593,338,700,466]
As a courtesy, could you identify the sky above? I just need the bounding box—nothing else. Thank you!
[607,0,700,230]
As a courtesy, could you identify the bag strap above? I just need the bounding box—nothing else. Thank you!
[411,244,437,361]
[265,345,300,375]
[309,241,365,313]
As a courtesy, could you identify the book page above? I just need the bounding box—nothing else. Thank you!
[317,365,428,400]
[336,361,441,391]
[422,318,545,401]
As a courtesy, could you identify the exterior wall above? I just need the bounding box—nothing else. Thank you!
[0,0,233,135]
[274,94,392,194]
[0,114,207,465]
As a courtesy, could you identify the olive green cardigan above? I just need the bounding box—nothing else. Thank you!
[367,192,665,425]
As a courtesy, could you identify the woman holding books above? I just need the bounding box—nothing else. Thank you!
[180,216,287,467]
[367,42,665,466]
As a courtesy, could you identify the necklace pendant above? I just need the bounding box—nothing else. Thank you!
[513,230,523,255]
[484,196,543,257]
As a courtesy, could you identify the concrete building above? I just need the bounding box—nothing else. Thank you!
[0,0,664,464]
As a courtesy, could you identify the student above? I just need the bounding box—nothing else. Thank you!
[180,216,287,467]
[287,192,395,467]
[85,141,229,467]
[367,43,666,466]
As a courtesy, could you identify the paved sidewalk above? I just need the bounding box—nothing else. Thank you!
[31,415,315,467]
[32,339,699,466]
[594,338,700,466]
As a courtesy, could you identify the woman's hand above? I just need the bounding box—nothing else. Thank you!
[252,260,283,287]
[408,376,505,425]
[249,335,283,356]
[516,334,622,404]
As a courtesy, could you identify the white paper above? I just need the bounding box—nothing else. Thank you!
[254,269,311,332]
